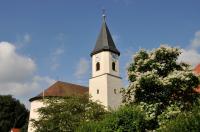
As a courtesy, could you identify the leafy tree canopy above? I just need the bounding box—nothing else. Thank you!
[77,105,146,132]
[122,46,200,129]
[31,94,107,132]
[158,103,200,132]
[0,95,29,132]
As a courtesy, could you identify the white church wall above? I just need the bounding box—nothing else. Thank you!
[28,100,44,132]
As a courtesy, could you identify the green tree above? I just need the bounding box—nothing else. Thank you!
[77,105,146,132]
[31,94,107,132]
[122,46,200,130]
[158,104,200,132]
[0,95,29,132]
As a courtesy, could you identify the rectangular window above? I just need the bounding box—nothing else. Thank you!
[114,89,117,94]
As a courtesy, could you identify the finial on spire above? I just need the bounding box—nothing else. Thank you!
[102,9,106,22]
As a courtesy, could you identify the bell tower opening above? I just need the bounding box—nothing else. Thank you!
[112,62,116,71]
[96,62,100,71]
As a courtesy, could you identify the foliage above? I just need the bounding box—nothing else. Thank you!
[121,46,200,130]
[137,102,160,129]
[77,105,146,132]
[20,116,29,132]
[31,94,107,132]
[158,104,200,132]
[157,102,182,126]
[76,121,100,132]
[0,95,29,132]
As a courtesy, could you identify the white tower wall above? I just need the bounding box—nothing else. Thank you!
[91,51,120,77]
[89,51,122,109]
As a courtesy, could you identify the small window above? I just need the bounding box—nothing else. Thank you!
[114,89,117,94]
[97,89,99,94]
[112,62,116,71]
[96,62,100,71]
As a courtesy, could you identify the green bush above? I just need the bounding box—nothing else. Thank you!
[76,121,100,132]
[0,95,28,132]
[31,95,107,132]
[77,105,146,132]
[159,105,200,132]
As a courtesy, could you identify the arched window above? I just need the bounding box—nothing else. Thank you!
[112,62,116,71]
[96,62,100,71]
[97,89,99,94]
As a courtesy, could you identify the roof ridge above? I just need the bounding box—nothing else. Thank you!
[56,81,88,88]
[29,81,89,102]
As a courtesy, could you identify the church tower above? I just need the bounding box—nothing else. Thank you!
[89,14,122,109]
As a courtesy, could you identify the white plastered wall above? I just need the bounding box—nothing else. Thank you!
[28,100,44,132]
[89,51,122,109]
[107,75,123,109]
[89,75,108,107]
[92,51,120,77]
[89,74,122,109]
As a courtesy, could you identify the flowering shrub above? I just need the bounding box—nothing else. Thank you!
[158,104,200,132]
[122,45,200,130]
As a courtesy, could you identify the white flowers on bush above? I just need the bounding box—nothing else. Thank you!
[122,45,200,129]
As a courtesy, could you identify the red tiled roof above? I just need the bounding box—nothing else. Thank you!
[29,81,88,102]
[194,64,200,75]
[194,64,200,93]
[194,86,200,93]
[11,128,20,132]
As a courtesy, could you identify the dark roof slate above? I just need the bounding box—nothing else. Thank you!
[91,20,120,56]
[29,81,88,102]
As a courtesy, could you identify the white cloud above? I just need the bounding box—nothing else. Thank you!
[50,33,67,70]
[16,33,32,48]
[55,33,67,44]
[0,42,55,108]
[178,30,200,67]
[50,48,65,70]
[0,76,55,97]
[74,58,89,79]
[53,48,64,56]
[0,42,36,82]
[0,75,55,108]
[178,49,200,66]
[23,33,31,44]
[191,31,200,48]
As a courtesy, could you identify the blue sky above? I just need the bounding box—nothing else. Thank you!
[0,0,200,107]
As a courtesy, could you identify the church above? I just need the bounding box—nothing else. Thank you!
[28,14,123,132]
